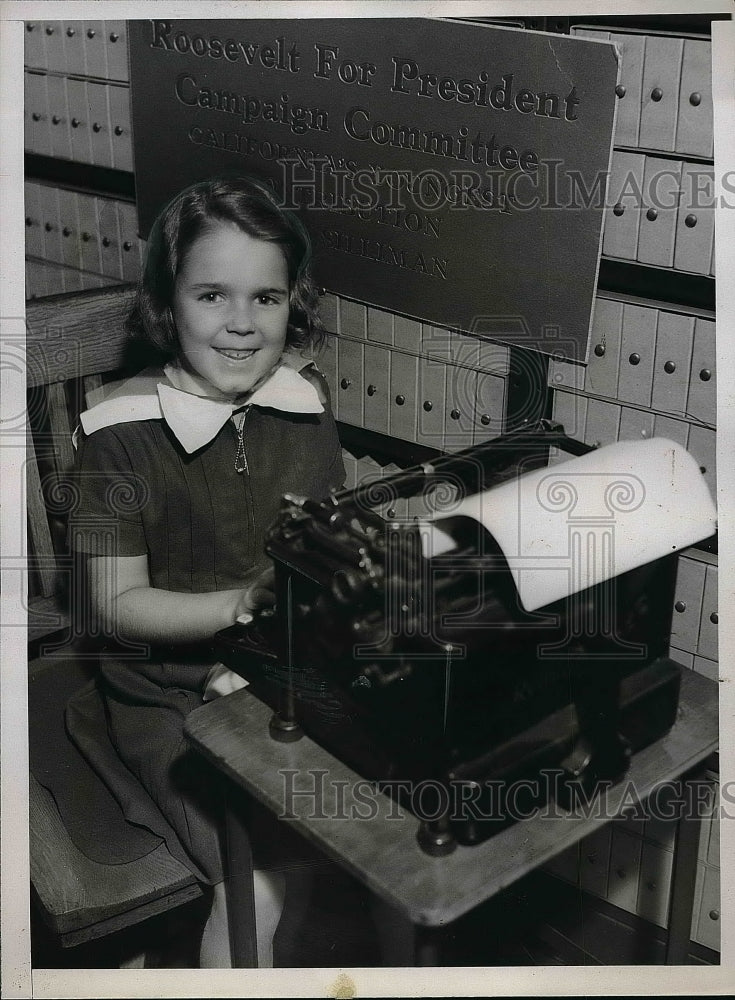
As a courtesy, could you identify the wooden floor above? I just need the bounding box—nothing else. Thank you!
[31,862,720,969]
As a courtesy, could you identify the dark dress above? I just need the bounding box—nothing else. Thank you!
[66,365,344,883]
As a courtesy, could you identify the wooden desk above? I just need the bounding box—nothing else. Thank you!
[184,668,718,966]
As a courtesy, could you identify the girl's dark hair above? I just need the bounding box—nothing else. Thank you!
[126,175,324,363]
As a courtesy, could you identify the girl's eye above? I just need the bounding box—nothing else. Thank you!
[199,291,223,303]
[256,294,279,305]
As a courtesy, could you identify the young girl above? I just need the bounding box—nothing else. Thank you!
[66,175,345,966]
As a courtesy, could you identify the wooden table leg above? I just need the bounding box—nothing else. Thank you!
[665,767,707,964]
[369,894,445,966]
[223,785,258,968]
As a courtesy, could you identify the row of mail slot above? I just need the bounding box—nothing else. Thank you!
[321,292,512,368]
[548,296,716,425]
[573,26,713,158]
[23,70,715,279]
[603,152,715,275]
[24,20,129,81]
[24,181,144,284]
[320,333,508,452]
[551,388,716,497]
[23,20,712,161]
[25,71,132,172]
[547,783,720,950]
[669,546,718,665]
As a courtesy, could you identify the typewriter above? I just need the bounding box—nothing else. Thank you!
[214,421,717,854]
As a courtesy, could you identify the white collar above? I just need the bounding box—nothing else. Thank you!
[78,352,324,454]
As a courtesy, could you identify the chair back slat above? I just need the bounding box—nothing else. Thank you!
[26,428,57,598]
[26,286,140,637]
[46,382,76,479]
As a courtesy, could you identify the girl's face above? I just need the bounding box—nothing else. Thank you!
[172,222,290,399]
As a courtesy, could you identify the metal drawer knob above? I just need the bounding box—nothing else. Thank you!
[685,214,698,228]
[32,112,41,121]
[51,115,61,125]
[25,217,32,227]
[615,84,626,98]
[675,601,686,613]
[450,408,460,420]
[646,208,658,222]
[629,353,641,366]
[646,879,656,891]
[651,87,663,102]
[594,344,605,357]
[110,32,120,42]
[62,227,71,237]
[340,378,352,390]
[613,203,624,217]
[480,414,491,426]
[66,27,75,37]
[699,368,712,381]
[87,28,96,38]
[102,237,111,247]
[690,92,702,107]
[423,400,432,411]
[367,384,377,396]
[44,222,53,232]
[710,612,718,625]
[664,361,676,374]
[45,26,54,35]
[387,508,396,519]
[93,122,102,133]
[395,394,406,406]
[82,232,91,242]
[114,125,124,136]
[71,118,80,128]
[709,909,720,921]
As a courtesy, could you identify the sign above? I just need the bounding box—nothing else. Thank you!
[128,19,619,360]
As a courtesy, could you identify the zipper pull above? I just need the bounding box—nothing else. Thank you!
[234,410,249,474]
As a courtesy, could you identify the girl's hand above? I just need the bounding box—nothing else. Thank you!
[234,565,276,620]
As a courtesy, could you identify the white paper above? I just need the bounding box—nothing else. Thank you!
[421,438,717,612]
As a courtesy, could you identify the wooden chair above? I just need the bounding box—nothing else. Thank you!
[26,286,206,962]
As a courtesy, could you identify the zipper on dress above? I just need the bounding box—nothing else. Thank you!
[234,409,249,474]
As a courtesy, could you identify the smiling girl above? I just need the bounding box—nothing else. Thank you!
[66,176,344,966]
